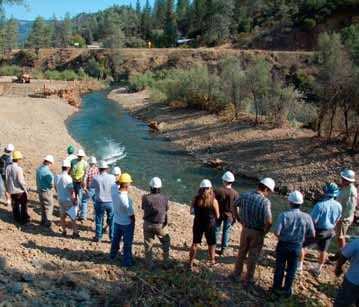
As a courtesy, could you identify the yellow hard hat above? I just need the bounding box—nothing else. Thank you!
[12,151,23,160]
[119,173,133,184]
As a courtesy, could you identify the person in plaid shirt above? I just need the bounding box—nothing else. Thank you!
[81,156,99,221]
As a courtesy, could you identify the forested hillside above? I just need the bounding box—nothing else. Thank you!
[5,0,359,51]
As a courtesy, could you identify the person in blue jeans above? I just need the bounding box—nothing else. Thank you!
[110,173,135,267]
[82,156,99,221]
[272,191,315,298]
[90,161,115,242]
[215,171,239,255]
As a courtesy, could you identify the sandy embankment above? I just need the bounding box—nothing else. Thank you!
[108,89,359,199]
[0,92,339,305]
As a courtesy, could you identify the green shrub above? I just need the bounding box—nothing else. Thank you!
[13,50,37,67]
[0,65,22,76]
[31,68,44,79]
[62,69,78,81]
[44,70,62,80]
[302,18,317,31]
[129,71,156,91]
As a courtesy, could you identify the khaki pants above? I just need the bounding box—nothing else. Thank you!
[143,222,170,266]
[235,227,265,282]
[38,190,54,226]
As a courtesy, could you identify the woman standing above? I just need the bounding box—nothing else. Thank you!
[189,179,220,270]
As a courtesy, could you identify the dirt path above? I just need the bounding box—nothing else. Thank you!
[0,93,340,306]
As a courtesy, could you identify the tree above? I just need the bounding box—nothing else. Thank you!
[153,0,166,29]
[141,0,152,40]
[136,0,141,15]
[4,18,18,50]
[26,16,52,48]
[176,0,190,34]
[63,12,73,47]
[163,0,177,47]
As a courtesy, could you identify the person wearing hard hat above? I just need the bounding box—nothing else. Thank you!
[300,183,342,276]
[55,160,79,238]
[0,144,15,206]
[110,173,135,267]
[330,169,358,261]
[142,177,170,269]
[70,149,88,217]
[189,179,220,270]
[81,156,99,221]
[90,160,115,242]
[66,145,77,164]
[230,177,275,287]
[215,171,239,256]
[272,191,315,298]
[5,151,29,224]
[334,238,359,307]
[36,155,55,228]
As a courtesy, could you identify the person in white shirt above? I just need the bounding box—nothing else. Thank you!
[55,160,78,238]
[110,173,135,267]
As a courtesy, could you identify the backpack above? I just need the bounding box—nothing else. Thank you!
[0,154,11,177]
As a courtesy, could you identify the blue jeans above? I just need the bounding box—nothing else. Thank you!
[216,219,232,250]
[94,202,113,240]
[273,241,302,296]
[73,182,87,219]
[110,222,135,267]
[81,188,95,220]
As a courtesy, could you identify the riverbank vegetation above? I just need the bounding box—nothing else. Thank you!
[129,31,359,149]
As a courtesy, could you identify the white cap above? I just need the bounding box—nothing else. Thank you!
[260,177,275,192]
[200,179,212,189]
[150,177,162,189]
[112,167,121,176]
[340,169,356,183]
[62,159,71,168]
[89,156,97,165]
[5,144,14,152]
[288,191,304,205]
[222,171,235,183]
[44,155,54,164]
[77,149,86,157]
[98,160,108,169]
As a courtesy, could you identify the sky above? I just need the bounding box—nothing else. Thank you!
[4,0,153,20]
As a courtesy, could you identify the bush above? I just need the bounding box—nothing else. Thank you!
[129,71,156,91]
[44,70,62,80]
[0,65,22,76]
[125,37,147,48]
[62,69,78,81]
[13,50,37,67]
[302,18,317,31]
[31,68,44,79]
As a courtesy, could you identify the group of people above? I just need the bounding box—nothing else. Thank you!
[0,143,359,306]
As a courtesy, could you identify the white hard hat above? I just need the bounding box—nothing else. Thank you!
[62,159,71,168]
[77,149,86,157]
[112,167,121,176]
[288,191,304,205]
[98,160,109,169]
[5,144,14,152]
[222,171,235,183]
[200,179,212,189]
[150,177,162,189]
[44,155,54,164]
[340,169,356,183]
[260,177,275,192]
[89,156,97,165]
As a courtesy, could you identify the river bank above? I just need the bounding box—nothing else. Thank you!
[0,89,340,305]
[108,89,359,200]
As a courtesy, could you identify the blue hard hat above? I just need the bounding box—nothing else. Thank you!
[323,182,340,197]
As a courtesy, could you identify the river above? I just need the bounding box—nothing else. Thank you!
[67,91,293,218]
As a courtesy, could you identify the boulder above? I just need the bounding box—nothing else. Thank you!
[205,158,226,169]
[148,121,166,132]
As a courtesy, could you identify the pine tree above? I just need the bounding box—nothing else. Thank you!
[63,12,73,47]
[136,0,141,15]
[190,0,207,37]
[26,16,52,48]
[163,0,177,47]
[176,0,190,34]
[141,0,152,40]
[153,0,166,29]
[4,18,18,50]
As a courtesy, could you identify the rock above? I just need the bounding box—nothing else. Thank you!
[116,87,128,94]
[169,100,188,109]
[148,121,166,132]
[205,158,225,169]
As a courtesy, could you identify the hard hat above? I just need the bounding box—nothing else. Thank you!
[222,171,235,183]
[260,177,275,192]
[67,145,75,155]
[340,169,355,183]
[323,182,340,197]
[200,179,212,189]
[89,156,97,165]
[150,177,162,189]
[119,173,133,184]
[12,151,23,160]
[288,191,304,205]
[5,144,14,152]
[98,160,109,169]
[77,149,86,157]
[112,167,121,176]
[62,159,71,168]
[44,155,54,164]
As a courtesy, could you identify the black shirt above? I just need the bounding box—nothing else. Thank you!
[142,193,169,224]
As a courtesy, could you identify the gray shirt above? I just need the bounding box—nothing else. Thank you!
[342,239,359,286]
[235,191,272,231]
[5,162,26,194]
[274,208,315,244]
[90,172,115,203]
